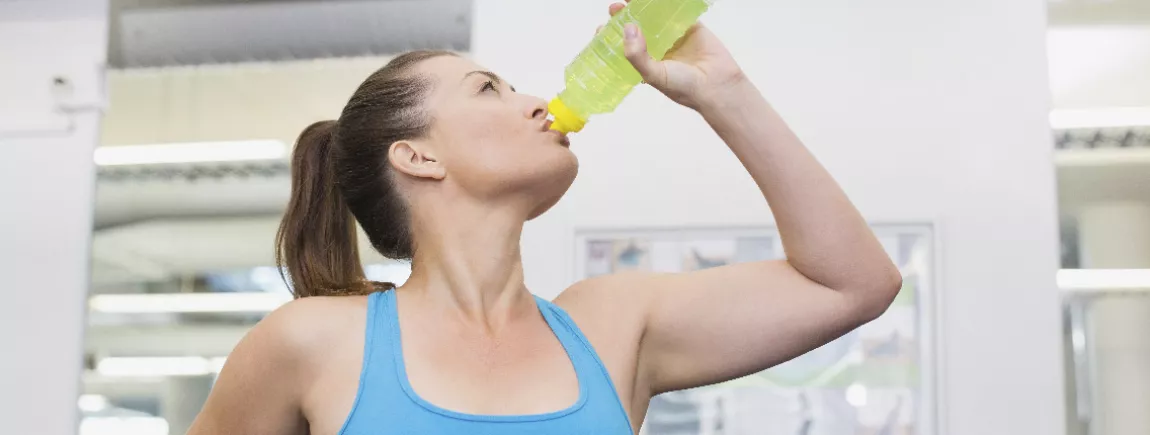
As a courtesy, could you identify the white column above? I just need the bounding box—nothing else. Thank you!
[0,1,108,433]
[1078,201,1150,435]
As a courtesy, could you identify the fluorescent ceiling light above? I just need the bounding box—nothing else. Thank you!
[1058,269,1150,291]
[80,416,169,435]
[89,292,292,314]
[1054,147,1150,168]
[78,394,110,413]
[94,140,287,166]
[96,356,228,377]
[1050,107,1150,129]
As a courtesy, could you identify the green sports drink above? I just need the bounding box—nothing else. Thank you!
[549,0,715,134]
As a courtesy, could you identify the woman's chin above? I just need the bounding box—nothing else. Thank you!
[526,167,578,220]
[526,195,563,221]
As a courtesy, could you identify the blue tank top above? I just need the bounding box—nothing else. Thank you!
[337,290,634,435]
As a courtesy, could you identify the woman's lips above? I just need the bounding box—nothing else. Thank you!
[542,120,571,147]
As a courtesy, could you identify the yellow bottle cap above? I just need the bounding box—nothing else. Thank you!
[548,97,586,134]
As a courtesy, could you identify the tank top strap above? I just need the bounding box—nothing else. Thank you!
[532,296,627,409]
[532,296,591,356]
[337,290,398,435]
[364,290,393,374]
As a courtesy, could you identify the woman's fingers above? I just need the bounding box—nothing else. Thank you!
[623,23,663,88]
[595,2,631,36]
[597,2,626,35]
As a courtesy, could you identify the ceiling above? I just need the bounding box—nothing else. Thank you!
[1056,146,1150,214]
[0,0,107,21]
[90,164,393,288]
[1049,0,1150,26]
[108,0,471,68]
[1046,2,1150,220]
[1048,26,1150,109]
[94,163,290,230]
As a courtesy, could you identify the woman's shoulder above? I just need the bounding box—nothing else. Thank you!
[551,273,660,404]
[192,295,372,434]
[274,294,372,319]
[264,294,370,340]
[553,272,660,343]
[554,272,661,321]
[236,295,372,366]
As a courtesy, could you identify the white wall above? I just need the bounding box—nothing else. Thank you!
[474,1,1064,434]
[0,0,108,433]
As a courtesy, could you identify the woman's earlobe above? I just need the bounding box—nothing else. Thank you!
[389,140,446,180]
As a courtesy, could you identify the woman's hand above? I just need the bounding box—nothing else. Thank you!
[605,1,747,111]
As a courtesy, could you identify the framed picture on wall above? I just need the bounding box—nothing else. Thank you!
[574,225,938,435]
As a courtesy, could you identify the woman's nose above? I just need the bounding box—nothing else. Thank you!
[526,96,548,120]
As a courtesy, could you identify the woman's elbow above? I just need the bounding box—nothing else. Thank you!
[851,264,903,323]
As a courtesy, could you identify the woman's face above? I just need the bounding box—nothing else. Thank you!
[412,55,578,219]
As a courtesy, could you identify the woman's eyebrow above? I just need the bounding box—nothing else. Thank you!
[463,70,503,85]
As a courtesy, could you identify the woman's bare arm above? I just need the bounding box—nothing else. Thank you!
[559,2,901,398]
[187,300,324,435]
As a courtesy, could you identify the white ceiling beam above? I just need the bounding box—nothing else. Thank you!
[85,324,249,356]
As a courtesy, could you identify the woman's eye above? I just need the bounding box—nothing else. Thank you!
[481,81,497,93]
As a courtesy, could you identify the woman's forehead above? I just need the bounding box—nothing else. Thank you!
[417,55,487,86]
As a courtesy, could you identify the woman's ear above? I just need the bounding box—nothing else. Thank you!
[388,140,446,180]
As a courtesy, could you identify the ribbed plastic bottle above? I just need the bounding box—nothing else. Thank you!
[548,0,715,134]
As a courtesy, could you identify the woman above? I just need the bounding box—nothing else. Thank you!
[189,2,901,434]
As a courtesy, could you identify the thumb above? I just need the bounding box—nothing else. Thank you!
[623,23,665,88]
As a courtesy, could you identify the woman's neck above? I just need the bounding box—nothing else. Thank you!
[401,198,535,332]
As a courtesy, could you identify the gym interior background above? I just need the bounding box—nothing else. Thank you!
[2,0,1149,434]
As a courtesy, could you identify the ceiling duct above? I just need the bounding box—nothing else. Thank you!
[94,161,289,229]
[91,161,394,285]
[111,0,472,68]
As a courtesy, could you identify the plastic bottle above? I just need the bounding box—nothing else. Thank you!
[548,0,715,134]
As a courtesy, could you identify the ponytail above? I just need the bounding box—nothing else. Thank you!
[275,120,372,298]
[275,51,456,297]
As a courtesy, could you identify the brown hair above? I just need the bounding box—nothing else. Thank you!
[275,50,456,298]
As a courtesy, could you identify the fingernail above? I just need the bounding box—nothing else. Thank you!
[625,24,638,39]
